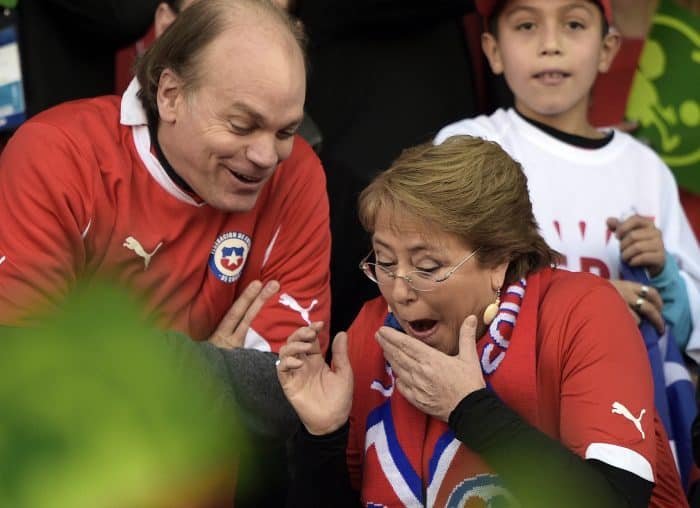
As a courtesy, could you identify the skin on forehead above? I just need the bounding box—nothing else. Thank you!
[181,1,305,108]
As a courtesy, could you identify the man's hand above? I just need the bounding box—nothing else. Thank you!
[607,215,666,276]
[277,324,353,435]
[208,280,280,349]
[376,316,485,422]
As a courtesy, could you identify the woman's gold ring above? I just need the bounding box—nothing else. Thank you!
[634,297,644,312]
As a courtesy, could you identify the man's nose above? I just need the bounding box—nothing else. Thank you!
[246,133,279,169]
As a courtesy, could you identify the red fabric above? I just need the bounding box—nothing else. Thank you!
[476,0,613,26]
[463,13,490,114]
[114,25,156,95]
[680,188,700,242]
[345,268,685,506]
[0,95,331,351]
[589,37,645,127]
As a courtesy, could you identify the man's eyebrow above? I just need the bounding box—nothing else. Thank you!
[230,102,266,124]
[231,101,303,130]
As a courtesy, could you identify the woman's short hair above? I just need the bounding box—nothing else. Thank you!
[134,0,306,126]
[358,135,560,284]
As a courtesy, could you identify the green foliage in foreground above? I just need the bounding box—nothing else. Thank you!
[0,282,247,508]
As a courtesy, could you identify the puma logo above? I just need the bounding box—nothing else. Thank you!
[123,236,163,270]
[611,401,646,439]
[278,293,318,325]
[0,255,5,266]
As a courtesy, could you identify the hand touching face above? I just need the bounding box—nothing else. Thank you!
[376,316,486,422]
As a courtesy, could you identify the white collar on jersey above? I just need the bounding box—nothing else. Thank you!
[117,78,205,207]
[120,78,148,127]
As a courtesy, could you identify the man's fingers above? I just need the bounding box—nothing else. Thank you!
[215,280,264,335]
[228,280,280,346]
[209,280,280,348]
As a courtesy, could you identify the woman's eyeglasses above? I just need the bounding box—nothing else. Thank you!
[359,248,480,292]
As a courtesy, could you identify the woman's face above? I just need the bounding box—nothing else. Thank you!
[371,209,505,355]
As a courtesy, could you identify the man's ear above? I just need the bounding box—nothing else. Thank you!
[482,32,505,75]
[154,2,178,38]
[598,29,622,73]
[156,68,184,124]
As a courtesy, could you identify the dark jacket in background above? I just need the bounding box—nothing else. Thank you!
[296,0,479,333]
[17,0,158,118]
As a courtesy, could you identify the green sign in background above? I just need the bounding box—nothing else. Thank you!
[627,0,700,195]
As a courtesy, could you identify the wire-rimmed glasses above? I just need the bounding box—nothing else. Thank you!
[359,248,481,292]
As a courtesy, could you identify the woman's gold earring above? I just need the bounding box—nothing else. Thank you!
[483,289,501,326]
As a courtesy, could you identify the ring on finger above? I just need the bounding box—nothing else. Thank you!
[639,285,650,299]
[634,297,644,312]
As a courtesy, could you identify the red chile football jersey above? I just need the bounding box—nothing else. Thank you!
[0,81,331,352]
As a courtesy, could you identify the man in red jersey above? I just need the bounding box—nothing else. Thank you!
[0,0,329,438]
[0,0,329,349]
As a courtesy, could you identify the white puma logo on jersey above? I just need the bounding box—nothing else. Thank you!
[278,293,318,325]
[123,236,163,270]
[0,255,5,266]
[612,401,646,439]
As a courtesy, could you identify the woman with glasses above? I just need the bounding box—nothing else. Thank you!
[276,135,685,507]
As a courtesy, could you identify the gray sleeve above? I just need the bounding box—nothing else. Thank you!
[164,333,300,439]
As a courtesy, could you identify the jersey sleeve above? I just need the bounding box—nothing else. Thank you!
[551,280,657,483]
[0,120,93,324]
[244,138,332,354]
[654,158,700,360]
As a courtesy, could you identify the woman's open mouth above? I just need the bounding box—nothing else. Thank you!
[406,319,438,339]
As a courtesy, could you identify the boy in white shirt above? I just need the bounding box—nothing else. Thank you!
[436,0,700,359]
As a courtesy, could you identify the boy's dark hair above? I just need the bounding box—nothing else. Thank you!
[164,0,184,14]
[487,0,609,38]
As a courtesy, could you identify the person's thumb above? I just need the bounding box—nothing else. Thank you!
[331,332,352,379]
[458,315,479,363]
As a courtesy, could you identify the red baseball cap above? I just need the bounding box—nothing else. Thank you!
[476,0,613,27]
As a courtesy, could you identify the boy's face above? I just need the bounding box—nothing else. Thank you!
[482,0,619,130]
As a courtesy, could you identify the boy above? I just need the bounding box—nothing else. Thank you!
[436,0,700,358]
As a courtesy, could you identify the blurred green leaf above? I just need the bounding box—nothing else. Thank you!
[0,281,248,508]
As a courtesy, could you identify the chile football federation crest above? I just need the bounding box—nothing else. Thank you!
[208,232,251,283]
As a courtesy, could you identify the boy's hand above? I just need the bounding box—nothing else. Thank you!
[607,215,665,276]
